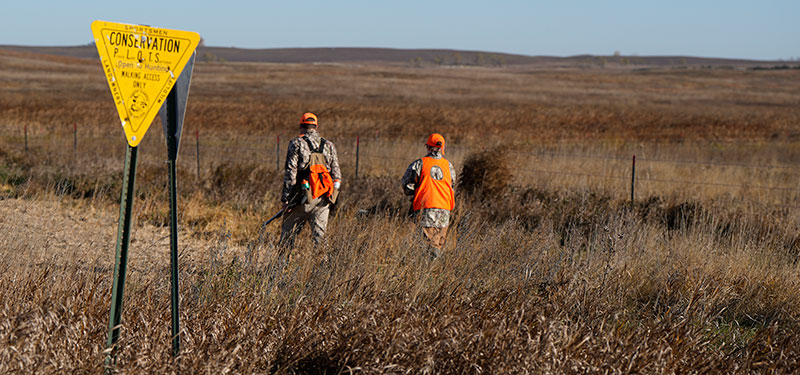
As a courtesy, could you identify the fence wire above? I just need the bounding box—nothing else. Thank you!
[508,149,800,170]
[4,131,800,206]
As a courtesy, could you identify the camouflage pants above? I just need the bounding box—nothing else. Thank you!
[421,226,447,259]
[279,197,330,249]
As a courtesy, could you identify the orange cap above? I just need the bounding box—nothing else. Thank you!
[300,112,318,127]
[426,133,445,149]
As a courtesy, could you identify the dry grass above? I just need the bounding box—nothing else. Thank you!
[2,188,799,373]
[1,49,800,373]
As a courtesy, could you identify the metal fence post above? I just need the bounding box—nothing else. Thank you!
[355,135,360,180]
[631,155,636,202]
[195,130,201,177]
[73,122,78,157]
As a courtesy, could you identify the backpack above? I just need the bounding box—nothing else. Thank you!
[300,136,335,201]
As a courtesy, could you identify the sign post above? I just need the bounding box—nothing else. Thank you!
[105,143,137,368]
[159,52,196,358]
[91,20,200,367]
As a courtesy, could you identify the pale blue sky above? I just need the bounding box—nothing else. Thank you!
[2,1,797,60]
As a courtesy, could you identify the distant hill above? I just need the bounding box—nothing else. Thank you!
[0,44,786,68]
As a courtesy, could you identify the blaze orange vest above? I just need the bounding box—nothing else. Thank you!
[301,136,334,199]
[413,157,455,211]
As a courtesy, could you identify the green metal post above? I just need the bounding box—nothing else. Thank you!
[165,87,181,358]
[160,53,194,359]
[105,144,138,367]
[168,157,180,357]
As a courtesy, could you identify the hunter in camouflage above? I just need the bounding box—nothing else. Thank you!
[279,113,341,249]
[281,129,342,204]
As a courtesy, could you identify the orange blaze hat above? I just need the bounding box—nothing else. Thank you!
[300,112,318,127]
[426,133,445,150]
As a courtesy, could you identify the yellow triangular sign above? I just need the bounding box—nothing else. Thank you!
[91,20,200,147]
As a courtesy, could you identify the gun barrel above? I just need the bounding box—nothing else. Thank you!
[263,208,285,226]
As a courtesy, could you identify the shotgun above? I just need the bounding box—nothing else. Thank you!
[262,190,305,227]
[262,207,286,226]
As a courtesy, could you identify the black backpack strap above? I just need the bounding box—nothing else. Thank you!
[302,136,326,153]
[295,136,312,184]
[302,135,314,152]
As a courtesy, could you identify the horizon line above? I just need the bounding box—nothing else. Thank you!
[0,44,793,63]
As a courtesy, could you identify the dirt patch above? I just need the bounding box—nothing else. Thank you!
[0,198,215,271]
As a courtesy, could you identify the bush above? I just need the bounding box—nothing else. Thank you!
[459,147,510,199]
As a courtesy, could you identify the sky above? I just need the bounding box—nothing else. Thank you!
[2,0,798,60]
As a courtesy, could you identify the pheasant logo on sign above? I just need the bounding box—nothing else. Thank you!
[91,20,200,147]
[129,90,149,118]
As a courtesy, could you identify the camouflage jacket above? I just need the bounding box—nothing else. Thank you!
[401,150,456,228]
[281,129,342,204]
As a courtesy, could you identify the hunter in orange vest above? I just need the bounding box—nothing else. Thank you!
[401,133,456,258]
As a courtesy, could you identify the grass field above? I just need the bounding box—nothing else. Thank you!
[1,48,799,373]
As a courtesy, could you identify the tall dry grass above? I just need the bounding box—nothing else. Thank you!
[2,176,799,372]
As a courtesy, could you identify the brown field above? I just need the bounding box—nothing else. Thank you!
[1,48,800,373]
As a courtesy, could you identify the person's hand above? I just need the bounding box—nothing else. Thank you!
[281,202,290,213]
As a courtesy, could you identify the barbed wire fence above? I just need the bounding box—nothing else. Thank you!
[5,123,800,209]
